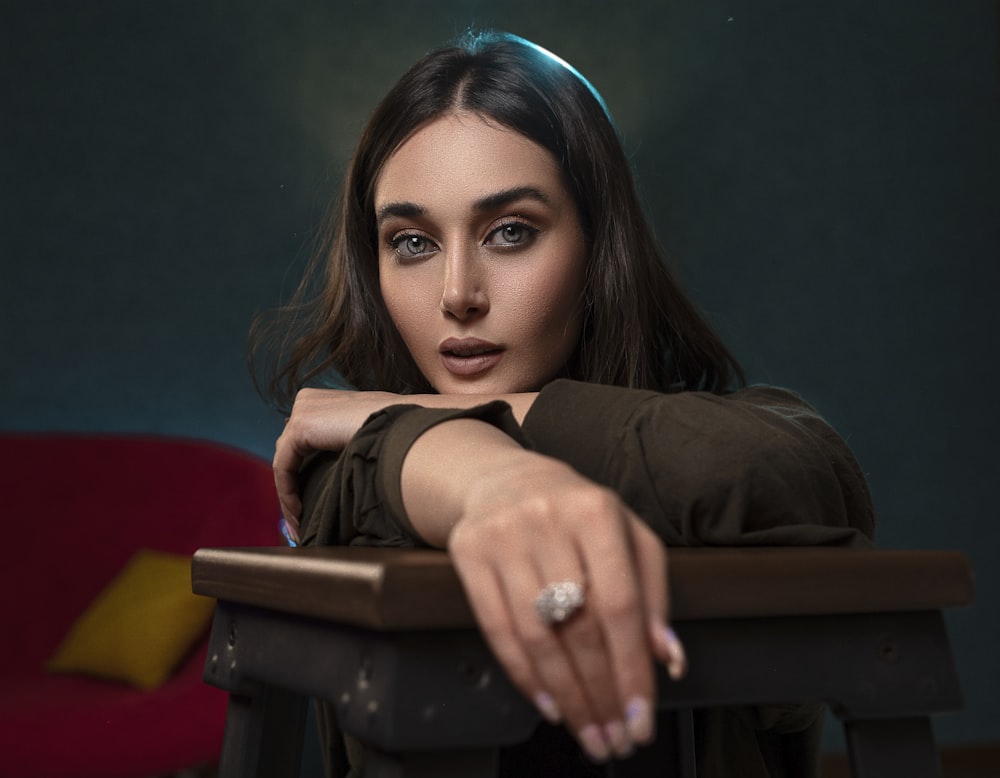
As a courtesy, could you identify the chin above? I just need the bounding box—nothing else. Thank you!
[438,376,551,396]
[434,381,503,395]
[431,375,518,395]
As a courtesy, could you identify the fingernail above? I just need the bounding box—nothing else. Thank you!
[603,719,633,758]
[660,625,688,680]
[278,517,299,547]
[625,697,653,744]
[533,692,561,723]
[577,724,611,762]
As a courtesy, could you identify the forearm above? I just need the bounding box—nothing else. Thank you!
[276,387,538,531]
[398,418,536,547]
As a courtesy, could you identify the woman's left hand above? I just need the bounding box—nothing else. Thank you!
[274,388,407,534]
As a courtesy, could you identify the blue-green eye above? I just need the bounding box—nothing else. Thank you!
[391,233,436,259]
[486,221,538,247]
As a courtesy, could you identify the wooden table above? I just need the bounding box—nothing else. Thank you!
[192,546,974,777]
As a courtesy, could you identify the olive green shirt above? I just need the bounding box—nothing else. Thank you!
[298,380,875,776]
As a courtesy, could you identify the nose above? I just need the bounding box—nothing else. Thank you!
[440,246,489,321]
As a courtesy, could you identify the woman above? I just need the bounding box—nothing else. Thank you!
[251,30,874,776]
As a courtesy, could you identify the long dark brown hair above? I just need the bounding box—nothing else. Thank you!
[250,31,744,410]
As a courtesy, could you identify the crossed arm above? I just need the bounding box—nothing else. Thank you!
[272,382,873,762]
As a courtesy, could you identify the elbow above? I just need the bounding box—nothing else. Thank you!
[672,433,875,546]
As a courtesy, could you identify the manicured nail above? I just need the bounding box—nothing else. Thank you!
[661,626,688,680]
[533,692,561,723]
[577,724,611,762]
[278,517,299,546]
[603,719,633,758]
[625,697,653,744]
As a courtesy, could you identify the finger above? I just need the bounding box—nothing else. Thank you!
[449,551,557,723]
[503,564,615,762]
[574,507,656,748]
[631,520,687,680]
[451,527,610,761]
[279,516,300,545]
[521,531,627,758]
[548,598,625,759]
[273,432,305,524]
[652,623,687,682]
[273,464,302,523]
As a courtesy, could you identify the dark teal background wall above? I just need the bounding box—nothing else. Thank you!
[3,0,997,749]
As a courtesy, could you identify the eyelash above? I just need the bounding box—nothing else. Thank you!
[386,218,540,260]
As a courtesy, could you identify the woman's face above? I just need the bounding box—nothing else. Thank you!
[375,112,588,394]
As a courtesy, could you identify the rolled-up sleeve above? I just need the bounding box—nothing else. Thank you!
[298,400,526,548]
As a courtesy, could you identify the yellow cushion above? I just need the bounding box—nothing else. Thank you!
[46,549,216,690]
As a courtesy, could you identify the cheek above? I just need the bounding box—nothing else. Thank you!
[380,267,423,339]
[543,249,587,326]
[507,254,586,343]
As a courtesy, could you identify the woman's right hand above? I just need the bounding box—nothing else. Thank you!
[399,419,687,762]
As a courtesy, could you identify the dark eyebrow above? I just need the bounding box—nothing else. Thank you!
[472,186,552,212]
[376,201,425,227]
[376,186,552,228]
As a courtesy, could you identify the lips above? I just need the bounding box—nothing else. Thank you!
[439,338,504,377]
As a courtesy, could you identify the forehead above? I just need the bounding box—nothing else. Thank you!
[374,112,567,205]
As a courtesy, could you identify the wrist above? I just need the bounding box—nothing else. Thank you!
[400,418,527,547]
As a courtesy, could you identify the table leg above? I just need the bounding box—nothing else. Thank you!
[218,686,308,778]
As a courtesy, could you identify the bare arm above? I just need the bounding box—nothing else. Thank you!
[273,388,538,533]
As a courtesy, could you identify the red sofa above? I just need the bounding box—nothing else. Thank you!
[0,433,280,778]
